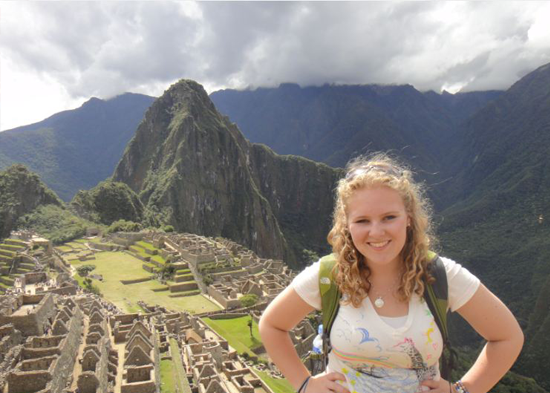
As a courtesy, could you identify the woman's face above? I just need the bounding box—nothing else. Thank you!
[346,186,409,271]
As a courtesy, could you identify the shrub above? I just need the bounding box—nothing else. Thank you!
[240,294,259,308]
[76,264,96,276]
[107,219,142,233]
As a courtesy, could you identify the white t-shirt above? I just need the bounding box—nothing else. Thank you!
[292,256,480,393]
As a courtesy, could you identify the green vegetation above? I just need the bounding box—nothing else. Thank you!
[0,94,154,201]
[17,204,97,244]
[169,338,192,393]
[0,164,62,238]
[83,277,101,295]
[202,316,262,357]
[68,249,219,314]
[71,180,145,225]
[240,294,259,308]
[136,240,155,250]
[76,264,96,276]
[107,219,142,233]
[255,370,294,393]
[160,359,177,393]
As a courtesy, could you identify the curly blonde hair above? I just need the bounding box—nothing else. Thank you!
[327,153,437,307]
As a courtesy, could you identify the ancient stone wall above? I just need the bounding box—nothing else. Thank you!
[23,272,47,285]
[0,294,55,337]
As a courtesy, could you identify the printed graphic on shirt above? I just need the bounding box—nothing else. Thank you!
[328,299,441,392]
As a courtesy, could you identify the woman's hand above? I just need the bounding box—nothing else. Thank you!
[419,378,453,392]
[305,372,351,393]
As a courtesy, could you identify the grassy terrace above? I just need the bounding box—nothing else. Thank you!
[202,316,263,357]
[130,244,167,265]
[202,316,295,393]
[136,240,156,251]
[69,250,219,314]
[1,244,25,252]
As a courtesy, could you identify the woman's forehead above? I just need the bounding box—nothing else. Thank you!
[346,186,406,215]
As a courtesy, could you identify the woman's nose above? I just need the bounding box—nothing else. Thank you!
[369,221,385,236]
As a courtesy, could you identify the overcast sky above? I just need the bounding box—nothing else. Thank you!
[1,1,550,131]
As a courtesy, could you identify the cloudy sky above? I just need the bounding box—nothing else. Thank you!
[1,1,550,131]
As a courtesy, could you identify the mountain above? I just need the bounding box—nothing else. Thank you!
[71,180,146,225]
[0,93,155,201]
[210,83,502,174]
[435,63,550,390]
[0,165,62,238]
[113,80,341,265]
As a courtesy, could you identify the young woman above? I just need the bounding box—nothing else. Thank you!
[259,154,523,393]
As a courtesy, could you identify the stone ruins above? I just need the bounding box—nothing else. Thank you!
[0,230,319,393]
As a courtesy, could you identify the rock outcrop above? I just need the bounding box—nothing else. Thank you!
[0,165,62,239]
[113,80,340,264]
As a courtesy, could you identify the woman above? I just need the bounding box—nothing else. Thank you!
[259,154,523,393]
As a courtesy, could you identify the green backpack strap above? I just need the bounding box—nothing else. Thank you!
[424,252,449,340]
[319,254,341,359]
[423,252,456,380]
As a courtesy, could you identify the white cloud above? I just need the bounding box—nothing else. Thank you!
[1,1,550,130]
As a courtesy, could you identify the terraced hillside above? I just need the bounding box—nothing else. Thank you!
[0,239,30,293]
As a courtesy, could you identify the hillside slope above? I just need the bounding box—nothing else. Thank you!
[437,63,550,390]
[0,93,155,201]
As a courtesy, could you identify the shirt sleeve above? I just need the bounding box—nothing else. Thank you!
[441,256,481,312]
[291,259,322,310]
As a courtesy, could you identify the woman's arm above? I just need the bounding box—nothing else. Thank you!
[259,285,350,393]
[422,283,524,393]
[453,283,524,393]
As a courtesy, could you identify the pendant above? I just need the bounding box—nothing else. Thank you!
[374,296,385,308]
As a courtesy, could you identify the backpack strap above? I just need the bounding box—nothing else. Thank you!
[319,254,341,364]
[424,252,449,341]
[423,252,456,380]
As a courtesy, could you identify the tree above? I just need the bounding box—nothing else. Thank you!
[247,315,254,338]
[76,264,96,277]
[240,294,259,308]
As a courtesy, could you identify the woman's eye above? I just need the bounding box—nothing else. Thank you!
[356,219,369,224]
[384,215,396,220]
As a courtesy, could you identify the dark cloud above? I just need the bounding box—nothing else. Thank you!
[2,1,550,102]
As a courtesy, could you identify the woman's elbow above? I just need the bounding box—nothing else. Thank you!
[513,322,524,353]
[259,311,275,341]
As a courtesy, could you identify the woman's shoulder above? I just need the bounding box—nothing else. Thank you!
[290,259,323,310]
[436,255,481,312]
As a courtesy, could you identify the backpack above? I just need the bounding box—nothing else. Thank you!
[318,252,456,380]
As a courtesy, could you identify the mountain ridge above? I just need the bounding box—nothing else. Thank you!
[0,93,155,201]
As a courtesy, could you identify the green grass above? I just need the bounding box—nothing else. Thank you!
[169,338,191,393]
[68,250,220,314]
[202,316,263,357]
[6,239,26,245]
[0,249,16,257]
[136,240,156,251]
[160,359,177,393]
[151,254,166,264]
[1,244,24,251]
[66,241,86,249]
[255,370,295,393]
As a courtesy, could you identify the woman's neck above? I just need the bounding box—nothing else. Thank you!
[367,261,403,283]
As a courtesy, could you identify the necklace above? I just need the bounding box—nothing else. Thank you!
[369,279,400,309]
